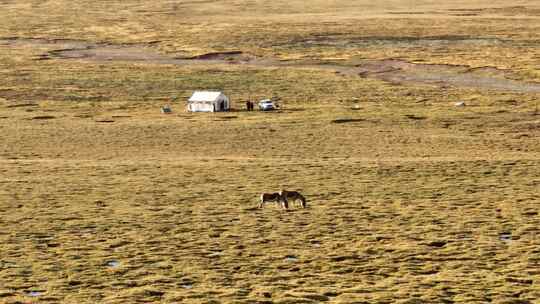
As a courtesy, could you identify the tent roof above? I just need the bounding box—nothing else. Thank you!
[188,91,224,102]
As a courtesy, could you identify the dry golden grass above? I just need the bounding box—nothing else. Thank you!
[1,0,540,303]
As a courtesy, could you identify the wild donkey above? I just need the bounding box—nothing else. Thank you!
[259,192,288,209]
[279,190,307,208]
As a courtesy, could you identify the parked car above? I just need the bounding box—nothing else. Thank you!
[258,99,276,111]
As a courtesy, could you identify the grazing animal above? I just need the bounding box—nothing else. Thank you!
[279,190,307,208]
[259,192,288,209]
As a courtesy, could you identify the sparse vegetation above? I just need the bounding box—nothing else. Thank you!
[0,1,539,303]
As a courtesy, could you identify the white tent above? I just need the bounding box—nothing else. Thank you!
[187,91,230,112]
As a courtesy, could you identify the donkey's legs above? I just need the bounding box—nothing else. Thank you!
[281,197,289,209]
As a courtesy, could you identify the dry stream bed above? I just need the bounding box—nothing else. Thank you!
[2,37,540,93]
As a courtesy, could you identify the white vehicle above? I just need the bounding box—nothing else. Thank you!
[258,99,276,111]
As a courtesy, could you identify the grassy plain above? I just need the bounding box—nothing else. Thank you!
[0,0,540,303]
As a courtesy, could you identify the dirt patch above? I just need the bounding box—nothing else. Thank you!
[5,103,39,108]
[357,59,540,93]
[0,37,92,50]
[185,51,244,60]
[30,115,55,120]
[404,114,427,121]
[0,37,173,62]
[94,118,115,123]
[214,115,238,121]
[49,45,172,62]
[331,118,367,124]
